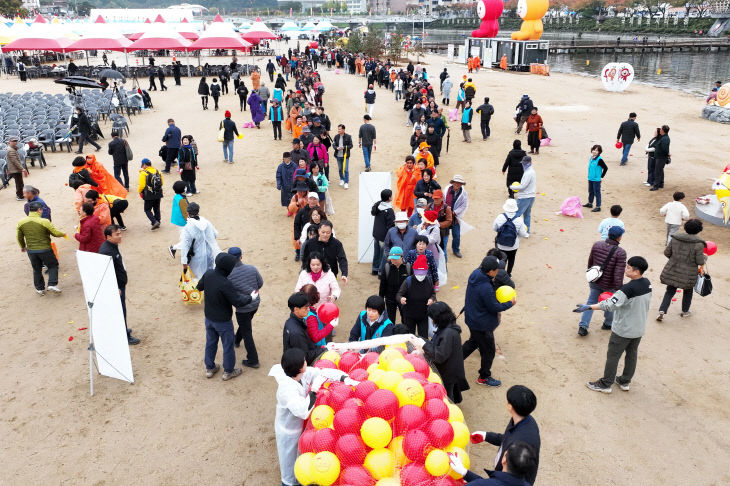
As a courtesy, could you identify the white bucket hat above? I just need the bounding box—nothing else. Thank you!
[503,199,518,213]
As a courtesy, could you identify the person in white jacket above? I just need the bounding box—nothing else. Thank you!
[179,203,221,279]
[269,348,357,486]
[493,199,530,275]
[295,252,341,309]
[511,155,537,233]
[444,175,469,258]
[659,191,689,245]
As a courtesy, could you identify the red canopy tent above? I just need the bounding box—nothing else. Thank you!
[94,15,105,23]
[32,14,47,24]
[3,36,73,52]
[241,17,277,45]
[178,17,199,41]
[212,14,224,22]
[153,14,165,23]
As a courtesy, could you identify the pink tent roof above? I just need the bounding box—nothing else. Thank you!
[213,14,224,22]
[3,36,73,51]
[68,36,132,52]
[144,18,151,23]
[181,17,189,23]
[241,18,276,43]
[188,35,251,50]
[180,31,199,40]
[33,14,47,24]
[94,15,105,23]
[128,28,191,50]
[154,14,165,23]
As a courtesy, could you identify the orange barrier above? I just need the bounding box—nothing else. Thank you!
[530,63,550,76]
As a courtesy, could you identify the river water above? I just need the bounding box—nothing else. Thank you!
[425,30,729,96]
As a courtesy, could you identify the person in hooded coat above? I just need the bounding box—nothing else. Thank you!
[196,253,254,381]
[503,140,526,198]
[248,90,265,128]
[417,302,469,403]
[269,348,358,486]
[179,203,221,281]
[441,76,453,105]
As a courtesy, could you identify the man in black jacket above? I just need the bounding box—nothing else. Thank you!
[470,385,541,485]
[98,225,140,345]
[293,192,320,261]
[371,189,395,275]
[283,292,323,365]
[75,107,101,153]
[107,130,129,189]
[650,125,671,192]
[378,247,411,325]
[196,253,254,381]
[332,125,353,188]
[616,112,641,165]
[290,138,310,168]
[301,221,348,283]
[476,97,495,141]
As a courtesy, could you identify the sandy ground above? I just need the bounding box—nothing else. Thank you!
[1,45,729,485]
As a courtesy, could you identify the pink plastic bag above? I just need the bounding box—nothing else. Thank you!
[335,68,341,74]
[560,196,583,218]
[540,137,551,146]
[448,108,459,121]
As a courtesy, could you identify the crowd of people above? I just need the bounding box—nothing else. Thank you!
[8,40,717,486]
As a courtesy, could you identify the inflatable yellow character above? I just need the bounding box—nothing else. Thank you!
[712,164,730,224]
[511,0,550,41]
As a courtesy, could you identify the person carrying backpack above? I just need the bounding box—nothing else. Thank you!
[138,158,164,230]
[463,78,476,103]
[396,254,436,338]
[493,199,529,276]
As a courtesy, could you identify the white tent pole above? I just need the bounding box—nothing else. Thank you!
[186,48,190,77]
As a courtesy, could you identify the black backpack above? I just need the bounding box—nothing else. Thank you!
[495,213,518,247]
[144,170,163,197]
[465,86,476,99]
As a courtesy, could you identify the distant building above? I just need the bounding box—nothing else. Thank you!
[38,0,71,16]
[22,0,41,11]
[282,0,367,14]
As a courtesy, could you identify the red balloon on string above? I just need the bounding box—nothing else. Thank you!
[312,427,337,453]
[395,404,426,435]
[349,368,369,382]
[423,398,450,421]
[315,359,337,370]
[403,428,431,463]
[401,462,431,486]
[339,466,375,486]
[342,397,365,410]
[704,240,717,256]
[599,292,613,302]
[333,407,366,435]
[425,419,454,449]
[404,354,430,377]
[423,382,447,400]
[318,302,339,324]
[338,351,361,373]
[335,433,367,466]
[354,380,378,401]
[298,428,316,453]
[403,371,428,384]
[365,389,399,421]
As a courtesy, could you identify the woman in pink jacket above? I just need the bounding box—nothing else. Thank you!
[295,252,340,309]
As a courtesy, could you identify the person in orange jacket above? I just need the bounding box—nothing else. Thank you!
[396,155,420,217]
[82,189,112,227]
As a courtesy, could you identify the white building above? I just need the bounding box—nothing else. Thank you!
[22,0,41,10]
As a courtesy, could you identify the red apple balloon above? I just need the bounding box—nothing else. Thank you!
[318,302,339,324]
[335,433,367,466]
[395,404,426,435]
[365,389,399,421]
[704,240,717,256]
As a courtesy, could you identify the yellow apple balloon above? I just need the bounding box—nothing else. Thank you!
[446,446,470,479]
[425,449,450,476]
[310,405,334,429]
[311,451,340,486]
[361,417,393,449]
[365,448,395,480]
[294,452,315,485]
[395,378,425,407]
[450,420,470,449]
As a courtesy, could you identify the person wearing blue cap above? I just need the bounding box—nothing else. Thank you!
[227,246,264,368]
[378,246,411,325]
[577,225,627,337]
